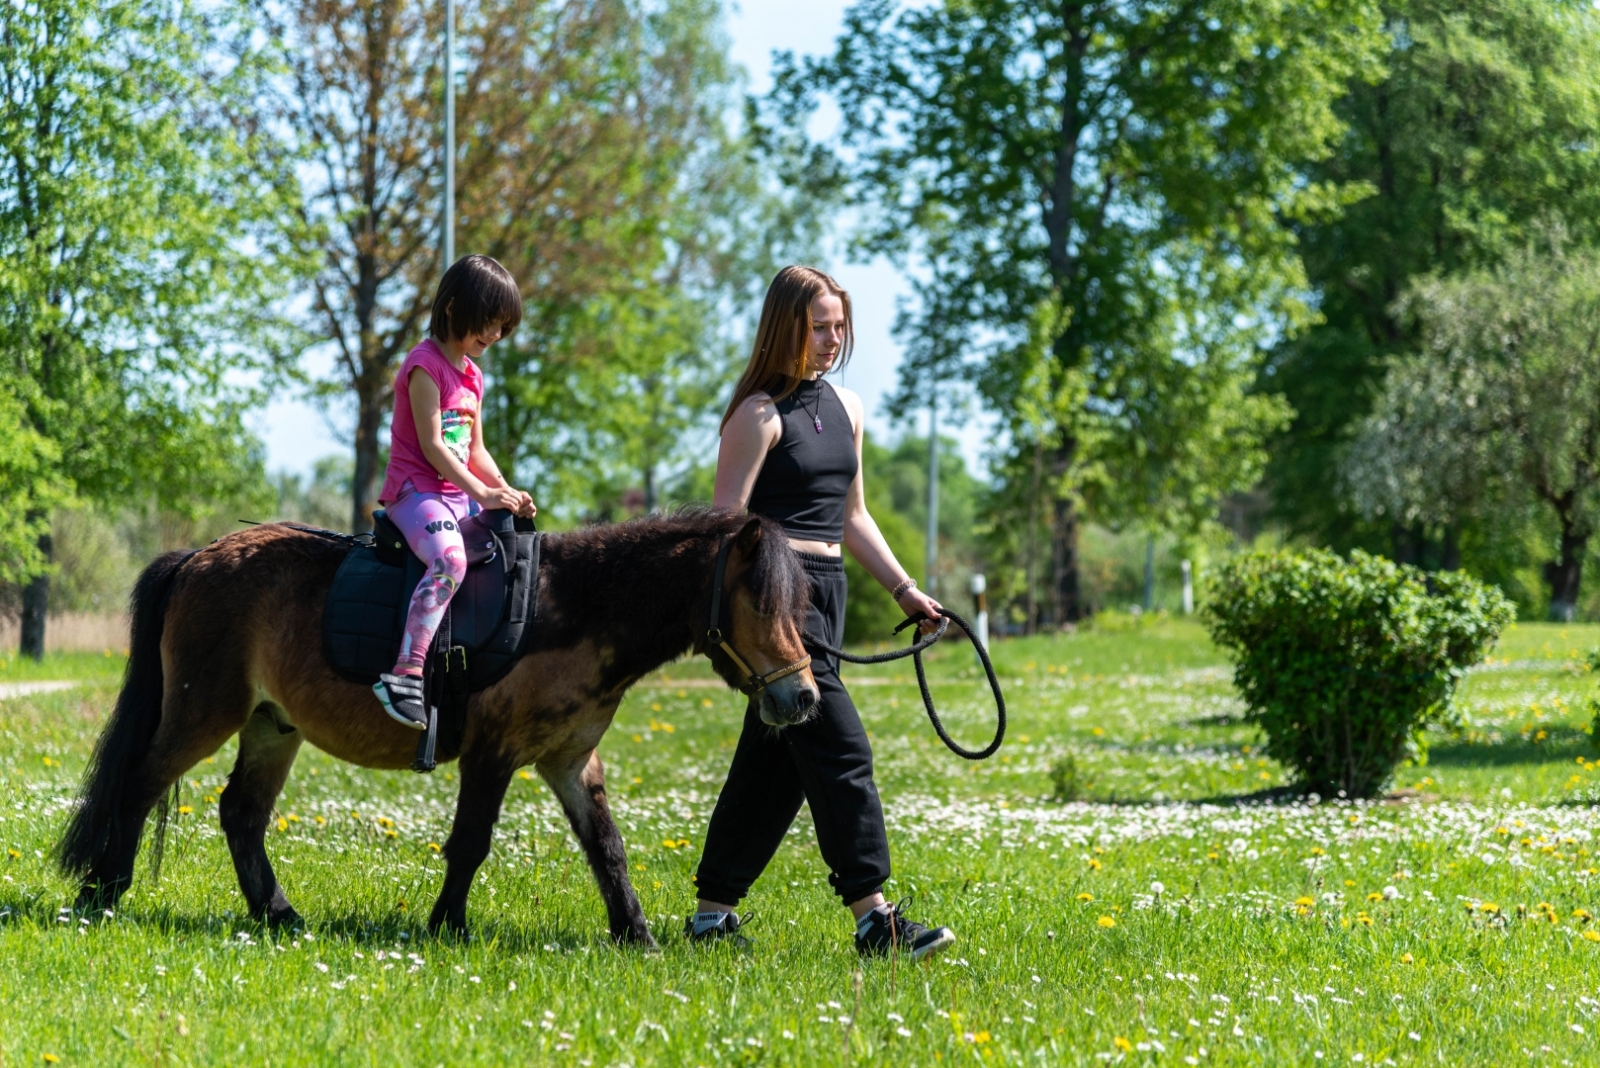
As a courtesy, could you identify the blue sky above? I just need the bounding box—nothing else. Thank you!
[251,0,985,481]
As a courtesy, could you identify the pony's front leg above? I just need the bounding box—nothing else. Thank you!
[428,746,516,938]
[541,749,654,947]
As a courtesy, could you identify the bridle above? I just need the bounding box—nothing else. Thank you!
[704,536,811,695]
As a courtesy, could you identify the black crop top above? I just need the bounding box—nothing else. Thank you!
[747,378,858,542]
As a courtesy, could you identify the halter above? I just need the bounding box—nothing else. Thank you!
[705,536,812,695]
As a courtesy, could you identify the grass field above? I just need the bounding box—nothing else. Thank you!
[3,618,1600,1065]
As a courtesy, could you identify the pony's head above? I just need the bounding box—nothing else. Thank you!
[706,517,818,726]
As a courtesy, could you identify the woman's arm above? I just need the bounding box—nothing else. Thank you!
[408,370,529,515]
[835,387,943,631]
[712,395,782,512]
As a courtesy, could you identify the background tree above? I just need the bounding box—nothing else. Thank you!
[1267,0,1600,560]
[0,0,301,656]
[1345,236,1600,620]
[277,0,773,528]
[767,0,1384,625]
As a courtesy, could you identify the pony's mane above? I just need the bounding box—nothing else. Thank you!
[550,507,806,624]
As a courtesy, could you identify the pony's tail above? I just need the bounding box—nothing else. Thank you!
[56,550,194,880]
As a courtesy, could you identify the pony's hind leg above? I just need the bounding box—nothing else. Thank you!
[74,668,254,912]
[220,702,305,927]
[541,749,654,947]
[428,746,517,938]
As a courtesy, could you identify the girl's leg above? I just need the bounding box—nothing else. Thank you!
[387,491,470,675]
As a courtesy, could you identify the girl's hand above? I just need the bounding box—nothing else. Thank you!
[897,588,944,635]
[512,491,536,520]
[478,485,526,514]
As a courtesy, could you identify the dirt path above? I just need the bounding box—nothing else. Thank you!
[0,680,79,700]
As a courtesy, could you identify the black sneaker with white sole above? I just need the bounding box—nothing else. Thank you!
[684,910,751,946]
[855,903,955,960]
[373,672,428,730]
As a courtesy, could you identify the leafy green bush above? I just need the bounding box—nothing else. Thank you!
[1204,549,1513,798]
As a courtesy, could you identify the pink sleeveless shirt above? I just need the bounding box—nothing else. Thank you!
[379,339,484,504]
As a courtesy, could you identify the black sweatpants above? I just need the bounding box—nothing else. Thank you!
[694,552,891,906]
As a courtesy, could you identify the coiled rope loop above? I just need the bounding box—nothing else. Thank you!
[805,609,1006,760]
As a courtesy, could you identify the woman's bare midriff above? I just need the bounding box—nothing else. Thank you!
[787,537,841,557]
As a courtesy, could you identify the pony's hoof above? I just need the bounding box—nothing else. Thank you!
[614,925,658,950]
[428,914,470,942]
[264,906,303,930]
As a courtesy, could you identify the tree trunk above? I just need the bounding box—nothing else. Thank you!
[1389,522,1419,566]
[1049,437,1088,624]
[1024,438,1042,635]
[351,385,385,533]
[1545,526,1587,622]
[19,521,51,660]
[1441,524,1460,571]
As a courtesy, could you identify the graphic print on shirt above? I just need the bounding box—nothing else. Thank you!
[440,407,475,467]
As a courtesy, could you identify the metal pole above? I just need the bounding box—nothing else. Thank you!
[1143,532,1155,612]
[925,395,938,594]
[442,0,455,267]
[970,573,988,649]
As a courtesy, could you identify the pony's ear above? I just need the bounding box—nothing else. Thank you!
[735,517,763,557]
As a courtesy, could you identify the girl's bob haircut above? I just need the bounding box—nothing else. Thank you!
[720,265,853,431]
[428,254,523,342]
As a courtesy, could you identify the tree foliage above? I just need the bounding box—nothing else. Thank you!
[1344,237,1600,620]
[0,0,300,649]
[1268,0,1600,553]
[277,0,780,526]
[0,0,296,506]
[767,0,1383,625]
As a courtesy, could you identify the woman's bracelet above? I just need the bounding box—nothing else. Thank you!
[890,578,917,602]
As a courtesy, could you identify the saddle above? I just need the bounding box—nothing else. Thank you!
[322,508,541,772]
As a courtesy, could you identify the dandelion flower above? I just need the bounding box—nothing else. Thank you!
[1097,916,1116,928]
[1294,896,1315,908]
[1077,893,1094,902]
[1113,1037,1132,1051]
[1583,930,1600,943]
[1150,882,1165,896]
[1399,953,1414,964]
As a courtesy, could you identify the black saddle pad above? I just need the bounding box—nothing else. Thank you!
[323,528,541,692]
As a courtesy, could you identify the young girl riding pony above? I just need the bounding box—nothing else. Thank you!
[371,255,537,729]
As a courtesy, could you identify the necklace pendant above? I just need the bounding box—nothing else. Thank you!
[813,416,823,433]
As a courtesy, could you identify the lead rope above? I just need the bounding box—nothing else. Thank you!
[804,608,1006,760]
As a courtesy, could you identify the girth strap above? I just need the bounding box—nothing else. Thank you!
[413,602,470,773]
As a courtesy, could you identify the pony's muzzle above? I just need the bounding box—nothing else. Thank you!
[757,675,819,727]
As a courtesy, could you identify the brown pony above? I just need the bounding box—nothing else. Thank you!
[56,511,816,946]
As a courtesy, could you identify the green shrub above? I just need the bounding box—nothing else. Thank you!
[1049,753,1085,802]
[1203,549,1513,798]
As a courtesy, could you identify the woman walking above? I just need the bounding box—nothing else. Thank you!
[686,266,955,959]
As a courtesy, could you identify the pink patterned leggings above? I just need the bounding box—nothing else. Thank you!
[386,486,476,674]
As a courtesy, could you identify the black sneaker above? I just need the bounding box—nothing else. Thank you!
[855,903,955,960]
[373,672,428,730]
[684,910,751,946]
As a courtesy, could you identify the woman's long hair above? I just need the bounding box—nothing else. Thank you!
[720,266,854,431]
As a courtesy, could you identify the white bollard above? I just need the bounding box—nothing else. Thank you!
[970,572,989,649]
[1181,559,1194,615]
